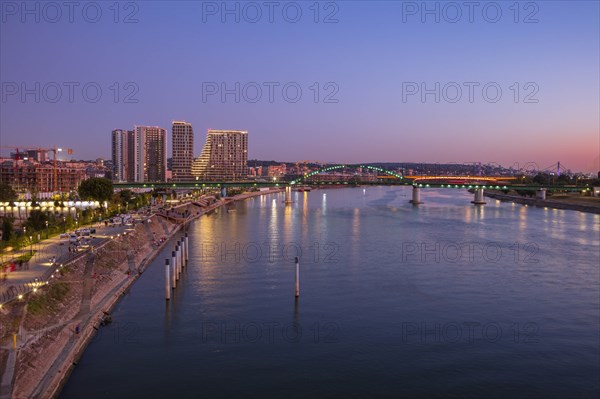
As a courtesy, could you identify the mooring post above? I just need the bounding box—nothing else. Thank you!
[175,244,180,280]
[176,240,180,273]
[165,259,171,300]
[175,241,181,279]
[182,237,187,267]
[185,232,189,262]
[171,251,177,288]
[295,256,300,298]
[180,240,185,268]
[178,241,184,271]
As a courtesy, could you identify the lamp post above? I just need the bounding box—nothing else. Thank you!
[45,220,49,239]
[29,236,33,256]
[63,216,66,233]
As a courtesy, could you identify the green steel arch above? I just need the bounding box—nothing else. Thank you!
[290,164,403,185]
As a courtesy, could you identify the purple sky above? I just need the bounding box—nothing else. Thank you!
[1,1,599,172]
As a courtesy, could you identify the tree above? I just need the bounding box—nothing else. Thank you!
[25,210,50,231]
[118,189,133,206]
[1,216,14,241]
[0,183,17,202]
[532,173,550,185]
[78,178,113,202]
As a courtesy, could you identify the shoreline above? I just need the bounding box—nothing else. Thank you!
[484,191,600,214]
[3,188,283,399]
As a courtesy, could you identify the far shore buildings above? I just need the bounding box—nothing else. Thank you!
[192,130,248,180]
[111,126,167,183]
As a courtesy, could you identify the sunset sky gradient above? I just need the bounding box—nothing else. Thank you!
[1,1,598,172]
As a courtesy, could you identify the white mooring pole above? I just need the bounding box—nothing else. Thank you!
[171,251,177,288]
[165,259,171,300]
[295,256,300,298]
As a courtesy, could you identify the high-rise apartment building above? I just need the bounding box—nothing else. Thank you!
[171,121,194,181]
[134,126,167,182]
[111,127,167,182]
[111,129,134,182]
[192,130,248,180]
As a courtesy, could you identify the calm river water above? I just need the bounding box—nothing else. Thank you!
[60,187,600,398]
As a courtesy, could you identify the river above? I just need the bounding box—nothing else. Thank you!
[59,187,600,398]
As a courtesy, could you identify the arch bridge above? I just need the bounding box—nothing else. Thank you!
[112,163,590,205]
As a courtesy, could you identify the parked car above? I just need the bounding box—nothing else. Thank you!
[69,234,79,243]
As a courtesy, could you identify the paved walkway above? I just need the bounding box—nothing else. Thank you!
[0,223,135,298]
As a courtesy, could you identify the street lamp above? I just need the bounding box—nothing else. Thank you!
[63,216,66,233]
[45,220,49,239]
[29,235,33,256]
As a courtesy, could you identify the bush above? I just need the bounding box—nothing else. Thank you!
[27,282,70,315]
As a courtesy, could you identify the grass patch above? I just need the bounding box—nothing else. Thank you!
[27,282,70,315]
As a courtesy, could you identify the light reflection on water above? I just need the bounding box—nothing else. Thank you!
[61,187,599,399]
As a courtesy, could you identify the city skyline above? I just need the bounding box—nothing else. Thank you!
[1,2,598,172]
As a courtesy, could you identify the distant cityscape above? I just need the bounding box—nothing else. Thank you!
[0,120,596,200]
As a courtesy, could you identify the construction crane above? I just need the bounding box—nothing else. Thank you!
[0,146,25,160]
[45,146,74,192]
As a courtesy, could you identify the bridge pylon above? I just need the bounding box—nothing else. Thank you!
[471,188,486,205]
[409,186,423,205]
[285,186,293,204]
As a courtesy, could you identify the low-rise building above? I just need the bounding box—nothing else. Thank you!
[0,158,88,196]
